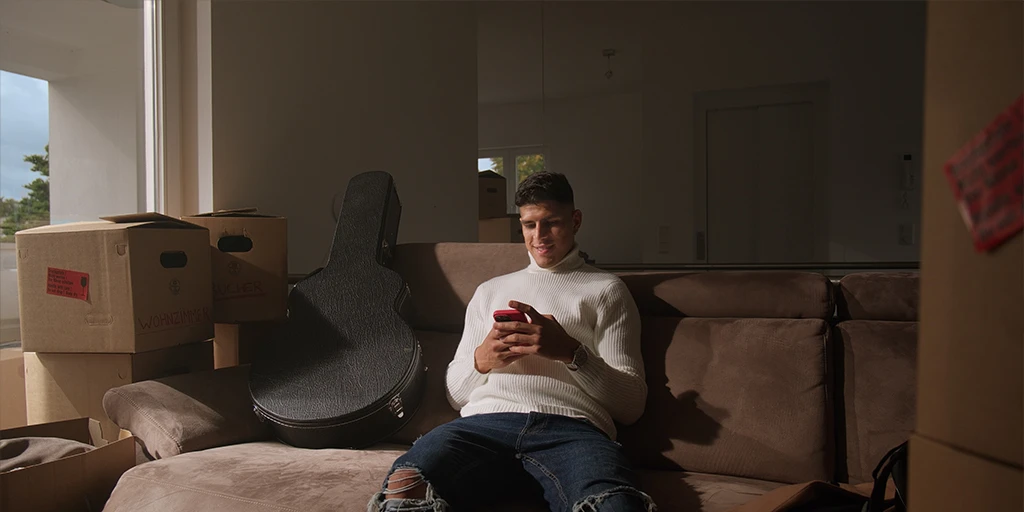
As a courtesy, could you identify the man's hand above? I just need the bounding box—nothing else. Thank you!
[474,326,525,374]
[495,300,581,364]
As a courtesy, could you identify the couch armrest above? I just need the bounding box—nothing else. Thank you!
[102,365,271,460]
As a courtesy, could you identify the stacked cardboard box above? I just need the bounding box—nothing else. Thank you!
[15,213,215,442]
[1,418,137,512]
[911,2,1023,510]
[478,171,523,243]
[0,343,26,429]
[183,208,288,368]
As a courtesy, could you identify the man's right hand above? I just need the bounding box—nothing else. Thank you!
[474,326,525,374]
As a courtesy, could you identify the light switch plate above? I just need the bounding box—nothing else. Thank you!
[899,223,917,245]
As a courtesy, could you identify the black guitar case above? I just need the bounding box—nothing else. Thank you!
[249,171,426,449]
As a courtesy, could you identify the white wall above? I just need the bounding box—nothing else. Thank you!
[47,6,141,224]
[211,1,477,273]
[479,1,926,264]
[480,93,644,263]
[643,1,925,264]
[478,102,543,150]
[49,43,141,224]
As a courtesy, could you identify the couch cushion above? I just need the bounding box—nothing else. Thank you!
[621,272,833,319]
[638,470,784,512]
[834,321,917,484]
[836,272,919,321]
[103,441,780,512]
[618,317,832,484]
[103,441,406,512]
[102,365,272,459]
[393,243,529,332]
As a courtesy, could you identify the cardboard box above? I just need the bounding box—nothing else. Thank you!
[213,321,279,369]
[0,344,26,429]
[909,434,1022,511]
[25,341,213,442]
[1,417,136,512]
[916,0,1023,468]
[183,209,288,323]
[15,213,214,354]
[478,214,524,243]
[478,171,508,219]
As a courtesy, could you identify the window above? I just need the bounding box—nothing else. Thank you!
[0,71,49,342]
[0,0,166,343]
[478,147,546,212]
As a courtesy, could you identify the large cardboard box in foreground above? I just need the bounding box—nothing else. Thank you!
[915,0,1023,472]
[478,171,508,219]
[909,435,1022,511]
[1,418,136,512]
[25,341,213,442]
[183,209,288,323]
[0,344,26,429]
[15,213,214,353]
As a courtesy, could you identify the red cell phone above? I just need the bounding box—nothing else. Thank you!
[493,309,528,323]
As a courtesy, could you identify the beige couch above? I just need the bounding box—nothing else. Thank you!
[100,243,919,512]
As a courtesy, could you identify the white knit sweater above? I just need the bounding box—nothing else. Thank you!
[444,248,647,439]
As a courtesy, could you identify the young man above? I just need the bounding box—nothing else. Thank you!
[369,172,654,512]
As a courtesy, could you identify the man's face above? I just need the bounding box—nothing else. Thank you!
[519,200,582,268]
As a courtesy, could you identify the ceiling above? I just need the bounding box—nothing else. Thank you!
[1,0,138,49]
[0,0,139,79]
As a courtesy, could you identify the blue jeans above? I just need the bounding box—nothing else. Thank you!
[368,412,656,512]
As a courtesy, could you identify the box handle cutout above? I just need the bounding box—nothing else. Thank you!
[217,235,254,253]
[160,251,189,268]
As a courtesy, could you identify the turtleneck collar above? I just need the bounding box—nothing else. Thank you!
[527,243,585,273]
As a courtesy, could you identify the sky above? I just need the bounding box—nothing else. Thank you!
[478,157,495,172]
[0,70,49,200]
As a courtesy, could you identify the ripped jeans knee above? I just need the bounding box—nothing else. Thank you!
[572,485,657,512]
[367,466,450,512]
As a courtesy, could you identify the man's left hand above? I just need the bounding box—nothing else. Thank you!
[493,300,580,364]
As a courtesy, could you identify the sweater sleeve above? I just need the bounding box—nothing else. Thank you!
[568,279,648,425]
[444,287,491,409]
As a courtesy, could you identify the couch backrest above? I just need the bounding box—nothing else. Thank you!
[617,271,835,484]
[833,272,919,484]
[389,244,916,486]
[393,243,529,332]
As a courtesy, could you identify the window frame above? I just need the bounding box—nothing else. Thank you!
[478,146,547,214]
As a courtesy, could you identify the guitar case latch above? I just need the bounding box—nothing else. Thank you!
[387,395,405,419]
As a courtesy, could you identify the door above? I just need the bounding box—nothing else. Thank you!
[695,82,828,264]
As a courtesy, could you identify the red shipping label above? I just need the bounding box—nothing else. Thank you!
[943,94,1024,253]
[46,267,90,301]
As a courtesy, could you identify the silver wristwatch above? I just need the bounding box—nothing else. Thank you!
[565,344,588,371]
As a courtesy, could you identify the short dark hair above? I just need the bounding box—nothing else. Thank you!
[515,172,575,208]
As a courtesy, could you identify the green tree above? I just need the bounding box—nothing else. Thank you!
[515,154,545,184]
[1,145,50,240]
[490,157,504,176]
[0,198,18,218]
[489,153,545,183]
[19,145,49,218]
